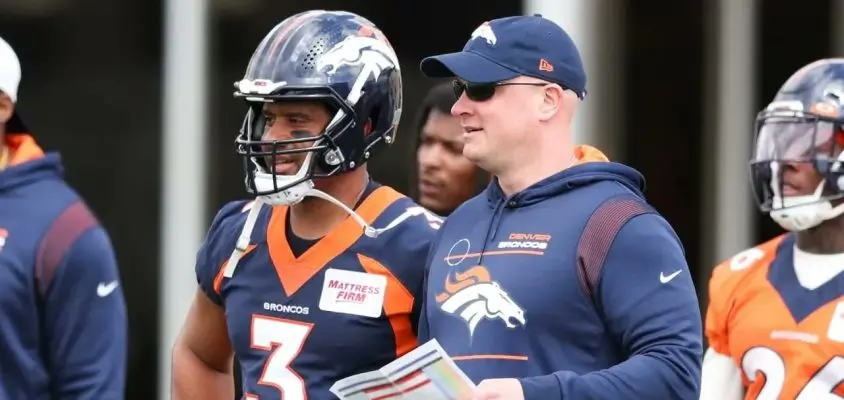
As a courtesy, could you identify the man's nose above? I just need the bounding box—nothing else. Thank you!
[418,146,442,169]
[451,93,473,117]
[781,160,810,174]
[263,126,293,141]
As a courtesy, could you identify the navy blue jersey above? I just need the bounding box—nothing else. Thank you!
[196,184,440,399]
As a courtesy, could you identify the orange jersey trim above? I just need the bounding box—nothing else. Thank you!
[705,235,787,355]
[5,134,44,166]
[357,253,417,357]
[267,185,405,297]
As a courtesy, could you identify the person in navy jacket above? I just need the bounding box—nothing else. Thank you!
[0,35,127,399]
[417,15,702,400]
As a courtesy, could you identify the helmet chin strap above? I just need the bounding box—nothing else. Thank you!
[767,154,844,231]
[769,196,844,232]
[223,161,420,278]
[769,174,844,231]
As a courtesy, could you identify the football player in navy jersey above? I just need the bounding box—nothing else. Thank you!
[171,10,441,400]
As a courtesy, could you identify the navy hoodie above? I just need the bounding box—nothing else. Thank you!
[0,135,126,400]
[419,146,702,399]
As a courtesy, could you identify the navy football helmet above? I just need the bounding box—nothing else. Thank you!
[233,10,402,206]
[750,58,844,231]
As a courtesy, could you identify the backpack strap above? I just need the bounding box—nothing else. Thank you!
[576,195,651,303]
[35,200,99,297]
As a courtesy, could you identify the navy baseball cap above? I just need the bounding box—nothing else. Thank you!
[420,14,587,99]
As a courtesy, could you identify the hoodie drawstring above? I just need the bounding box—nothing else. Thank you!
[477,198,507,266]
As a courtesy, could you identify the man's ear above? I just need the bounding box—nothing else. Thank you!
[537,84,564,122]
[0,93,12,125]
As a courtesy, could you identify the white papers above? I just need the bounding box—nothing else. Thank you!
[330,339,475,400]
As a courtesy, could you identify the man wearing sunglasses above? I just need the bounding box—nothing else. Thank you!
[416,15,702,400]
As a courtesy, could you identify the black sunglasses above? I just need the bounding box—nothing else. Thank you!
[452,80,547,102]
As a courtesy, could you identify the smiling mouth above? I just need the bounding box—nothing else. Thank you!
[781,186,803,196]
[271,160,298,174]
[779,179,808,196]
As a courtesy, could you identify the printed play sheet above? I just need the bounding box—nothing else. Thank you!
[329,339,475,400]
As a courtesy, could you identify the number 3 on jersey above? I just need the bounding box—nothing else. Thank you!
[247,315,314,400]
[742,346,844,399]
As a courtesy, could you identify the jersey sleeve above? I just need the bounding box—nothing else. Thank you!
[413,218,445,338]
[703,241,775,356]
[704,260,736,355]
[418,208,450,343]
[361,199,443,346]
[386,205,442,336]
[196,200,251,305]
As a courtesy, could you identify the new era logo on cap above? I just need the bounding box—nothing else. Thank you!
[420,14,587,99]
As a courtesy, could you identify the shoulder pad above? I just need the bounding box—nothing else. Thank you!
[709,235,786,297]
[195,199,253,303]
[207,200,253,239]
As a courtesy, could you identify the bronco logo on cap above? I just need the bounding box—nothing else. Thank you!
[470,22,497,46]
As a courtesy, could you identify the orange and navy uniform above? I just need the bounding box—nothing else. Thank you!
[0,134,126,399]
[705,234,844,399]
[196,182,440,399]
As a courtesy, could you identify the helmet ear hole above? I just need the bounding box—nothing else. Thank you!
[363,118,373,136]
[366,105,383,136]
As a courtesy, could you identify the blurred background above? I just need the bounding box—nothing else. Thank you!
[1,0,842,398]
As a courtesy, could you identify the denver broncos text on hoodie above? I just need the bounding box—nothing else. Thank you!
[419,146,702,400]
[0,134,127,400]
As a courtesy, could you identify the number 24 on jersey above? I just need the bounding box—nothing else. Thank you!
[742,347,844,400]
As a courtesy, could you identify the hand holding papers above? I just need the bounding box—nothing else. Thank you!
[330,339,475,400]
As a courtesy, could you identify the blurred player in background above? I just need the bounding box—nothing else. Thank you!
[170,10,440,400]
[415,82,487,217]
[0,36,127,399]
[701,58,844,399]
